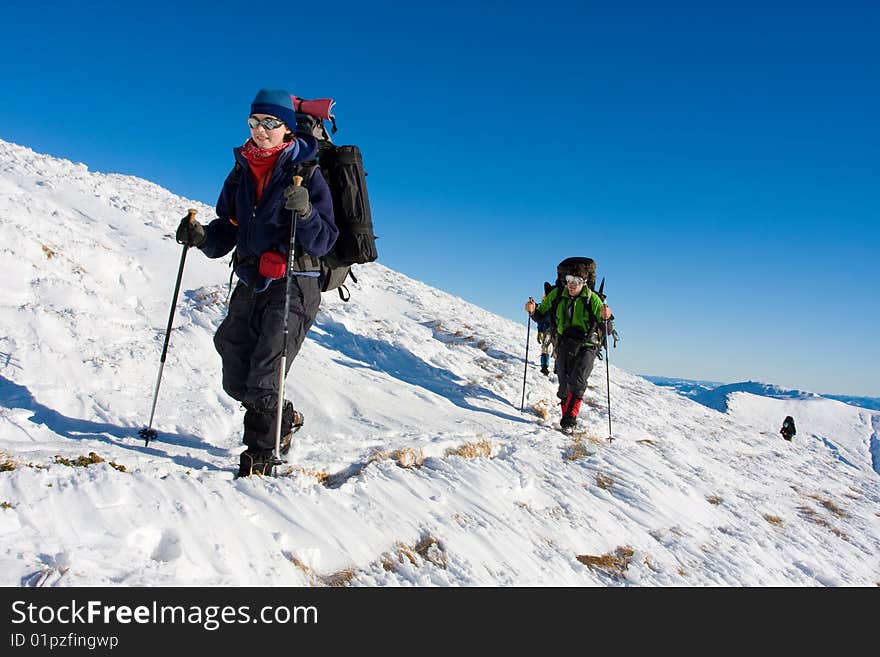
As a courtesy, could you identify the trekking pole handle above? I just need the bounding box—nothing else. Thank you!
[175,209,199,248]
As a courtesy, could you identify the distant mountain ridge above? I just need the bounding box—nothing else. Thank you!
[642,376,880,412]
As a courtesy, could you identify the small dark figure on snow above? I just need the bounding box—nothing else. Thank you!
[780,416,796,441]
[525,263,612,432]
[176,88,338,477]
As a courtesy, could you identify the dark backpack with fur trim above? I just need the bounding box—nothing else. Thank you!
[546,257,602,345]
[555,257,596,291]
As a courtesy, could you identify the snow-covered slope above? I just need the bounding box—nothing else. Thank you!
[1,139,878,586]
[685,381,879,477]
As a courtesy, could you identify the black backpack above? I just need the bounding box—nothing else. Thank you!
[294,105,377,301]
[544,257,609,347]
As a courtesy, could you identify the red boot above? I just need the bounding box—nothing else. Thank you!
[561,396,583,431]
[560,392,573,417]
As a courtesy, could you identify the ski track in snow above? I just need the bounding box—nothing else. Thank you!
[1,139,878,587]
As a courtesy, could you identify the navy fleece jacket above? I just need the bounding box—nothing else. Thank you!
[200,134,337,289]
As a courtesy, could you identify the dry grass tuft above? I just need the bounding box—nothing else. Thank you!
[369,448,389,462]
[393,543,419,567]
[290,557,312,576]
[595,473,615,490]
[0,452,41,472]
[797,506,848,540]
[318,569,357,587]
[193,288,226,307]
[706,495,723,505]
[414,534,448,569]
[580,432,609,446]
[806,494,848,518]
[583,397,603,410]
[369,447,425,469]
[763,514,784,526]
[384,535,448,571]
[41,244,56,259]
[290,557,356,587]
[563,441,592,461]
[530,401,550,421]
[446,439,493,459]
[283,466,330,485]
[643,555,661,572]
[391,448,424,469]
[54,452,126,472]
[576,545,635,579]
[1,501,13,510]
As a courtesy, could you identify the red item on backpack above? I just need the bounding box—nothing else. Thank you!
[291,95,335,120]
[259,251,287,279]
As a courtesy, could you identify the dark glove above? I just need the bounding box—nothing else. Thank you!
[283,184,312,218]
[176,215,206,247]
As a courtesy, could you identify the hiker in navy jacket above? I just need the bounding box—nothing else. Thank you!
[177,88,338,477]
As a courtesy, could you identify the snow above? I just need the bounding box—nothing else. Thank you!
[1,138,878,586]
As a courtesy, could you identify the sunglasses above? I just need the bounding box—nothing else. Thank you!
[247,116,286,131]
[565,275,587,286]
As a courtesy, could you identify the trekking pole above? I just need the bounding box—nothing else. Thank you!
[520,297,533,412]
[604,317,613,442]
[139,208,197,447]
[272,175,304,475]
[595,277,613,442]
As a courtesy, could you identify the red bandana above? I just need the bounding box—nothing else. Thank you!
[240,139,294,202]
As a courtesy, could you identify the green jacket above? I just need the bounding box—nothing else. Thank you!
[534,287,604,346]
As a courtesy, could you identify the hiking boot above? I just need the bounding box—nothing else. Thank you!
[237,448,278,478]
[243,401,304,454]
[541,366,550,376]
[560,415,577,430]
[279,409,304,455]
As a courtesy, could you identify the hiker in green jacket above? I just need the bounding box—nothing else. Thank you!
[525,261,612,432]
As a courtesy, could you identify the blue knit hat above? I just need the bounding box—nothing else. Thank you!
[250,88,296,129]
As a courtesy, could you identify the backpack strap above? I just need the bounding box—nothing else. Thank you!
[336,268,358,302]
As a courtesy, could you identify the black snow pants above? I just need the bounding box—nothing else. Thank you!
[555,334,598,403]
[213,275,321,451]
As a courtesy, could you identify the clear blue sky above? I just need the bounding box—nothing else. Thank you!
[2,1,877,396]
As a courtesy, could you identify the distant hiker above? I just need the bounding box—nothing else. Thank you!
[176,88,338,477]
[535,282,556,376]
[780,416,796,441]
[525,261,613,432]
